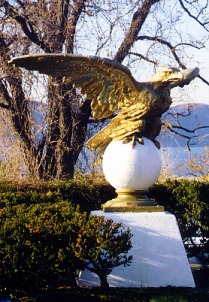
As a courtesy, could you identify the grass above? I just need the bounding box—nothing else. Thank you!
[2,268,208,301]
[1,275,209,302]
[5,286,208,302]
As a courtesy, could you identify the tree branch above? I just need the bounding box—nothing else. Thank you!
[137,35,187,69]
[0,80,11,108]
[179,0,209,32]
[172,124,209,134]
[136,35,209,85]
[48,0,70,51]
[59,0,70,33]
[128,51,157,65]
[15,0,24,7]
[197,74,209,86]
[114,0,160,63]
[0,0,51,52]
[66,0,87,53]
[166,126,197,150]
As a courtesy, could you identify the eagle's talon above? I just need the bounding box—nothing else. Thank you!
[131,134,144,147]
[122,137,131,144]
[153,140,161,149]
[131,136,136,148]
[122,134,144,147]
[137,137,144,145]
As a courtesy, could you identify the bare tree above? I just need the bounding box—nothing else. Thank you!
[0,0,208,180]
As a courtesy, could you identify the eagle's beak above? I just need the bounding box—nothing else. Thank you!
[169,67,199,88]
[180,67,200,85]
[165,72,183,85]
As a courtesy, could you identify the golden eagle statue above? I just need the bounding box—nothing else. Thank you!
[9,54,199,152]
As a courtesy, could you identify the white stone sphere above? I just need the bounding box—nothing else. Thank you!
[102,137,162,190]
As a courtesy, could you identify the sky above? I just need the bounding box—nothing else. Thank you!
[77,0,209,107]
[27,1,209,108]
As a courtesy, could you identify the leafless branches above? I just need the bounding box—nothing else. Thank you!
[0,0,209,179]
[114,0,160,63]
[179,0,209,32]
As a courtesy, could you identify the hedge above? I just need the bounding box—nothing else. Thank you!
[0,179,116,212]
[149,179,209,260]
[0,201,85,289]
[1,178,209,291]
[0,195,132,290]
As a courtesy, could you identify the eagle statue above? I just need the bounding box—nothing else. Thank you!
[9,54,199,152]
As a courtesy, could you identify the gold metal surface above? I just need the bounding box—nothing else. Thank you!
[102,189,164,212]
[9,54,199,153]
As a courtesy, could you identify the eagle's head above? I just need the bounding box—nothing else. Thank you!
[149,66,199,88]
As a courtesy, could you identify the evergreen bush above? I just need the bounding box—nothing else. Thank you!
[73,215,133,288]
[0,201,85,289]
[149,179,209,260]
[0,179,116,212]
[1,178,209,292]
[0,193,132,290]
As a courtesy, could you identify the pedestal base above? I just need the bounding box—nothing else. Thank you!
[78,211,195,288]
[102,189,164,212]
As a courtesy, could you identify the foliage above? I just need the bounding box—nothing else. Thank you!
[1,286,208,302]
[1,178,209,258]
[0,201,85,289]
[73,215,133,288]
[1,177,209,293]
[0,185,132,290]
[1,178,209,261]
[177,146,209,178]
[150,296,190,302]
[149,179,209,260]
[0,178,115,212]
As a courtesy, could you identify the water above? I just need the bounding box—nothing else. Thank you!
[78,145,208,178]
[160,146,208,177]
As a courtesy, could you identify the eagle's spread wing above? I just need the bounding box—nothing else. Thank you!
[9,54,141,120]
[9,54,199,152]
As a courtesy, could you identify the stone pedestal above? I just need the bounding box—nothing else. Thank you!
[78,211,195,288]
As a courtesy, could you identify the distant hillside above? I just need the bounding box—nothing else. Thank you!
[29,101,209,149]
[0,101,208,176]
[159,103,209,148]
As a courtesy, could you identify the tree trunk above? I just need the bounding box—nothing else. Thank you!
[114,0,160,63]
[98,272,109,289]
[2,0,192,180]
[40,80,91,180]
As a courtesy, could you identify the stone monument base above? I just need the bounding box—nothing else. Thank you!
[78,211,195,288]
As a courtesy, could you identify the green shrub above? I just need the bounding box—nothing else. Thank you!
[149,179,209,260]
[0,197,133,291]
[0,201,85,289]
[0,179,115,212]
[150,295,189,302]
[73,215,133,288]
[1,178,209,268]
